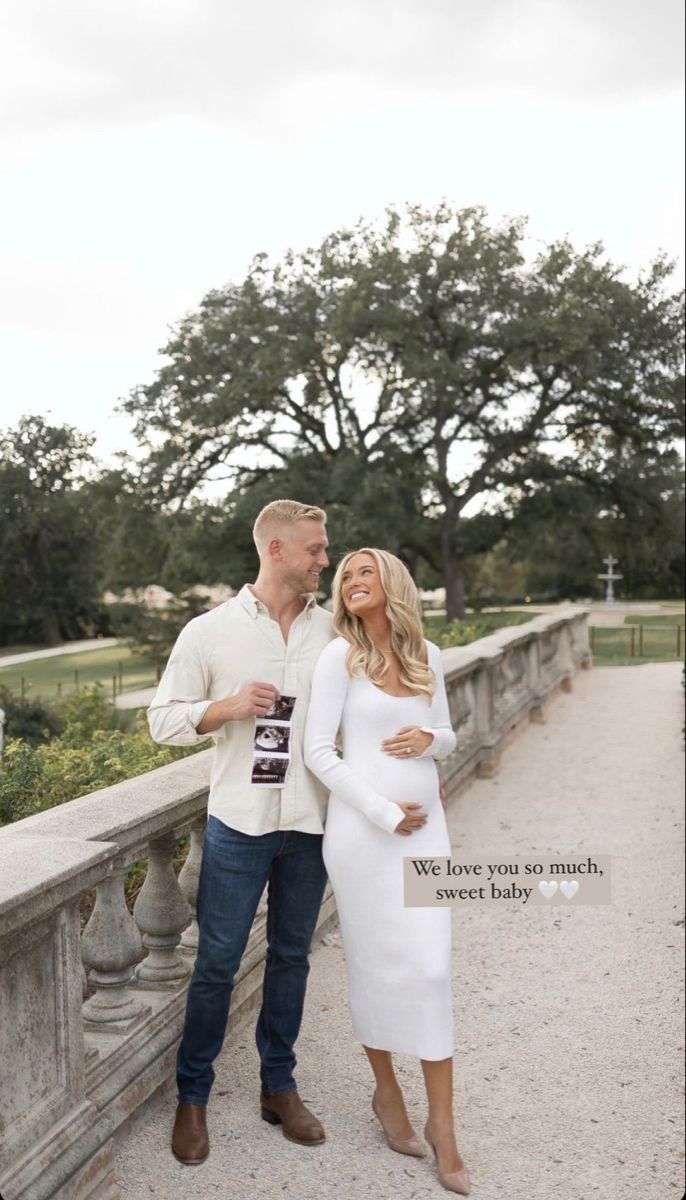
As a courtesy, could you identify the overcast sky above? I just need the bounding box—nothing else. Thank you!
[1,0,684,464]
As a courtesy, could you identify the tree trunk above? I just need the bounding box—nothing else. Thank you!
[440,510,466,620]
[399,545,419,578]
[443,553,466,621]
[42,608,62,646]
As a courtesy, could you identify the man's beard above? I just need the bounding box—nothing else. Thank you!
[282,567,318,594]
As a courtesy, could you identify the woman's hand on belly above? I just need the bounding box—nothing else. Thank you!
[382,725,434,759]
[393,801,428,836]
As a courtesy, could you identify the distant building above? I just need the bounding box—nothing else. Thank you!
[102,584,235,611]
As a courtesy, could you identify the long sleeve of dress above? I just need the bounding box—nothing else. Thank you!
[418,640,457,761]
[147,621,214,747]
[304,639,405,835]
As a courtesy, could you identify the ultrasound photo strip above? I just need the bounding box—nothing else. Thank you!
[253,722,291,756]
[263,694,297,723]
[251,694,297,788]
[251,755,290,787]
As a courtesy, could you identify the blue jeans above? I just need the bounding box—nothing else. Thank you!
[176,815,328,1104]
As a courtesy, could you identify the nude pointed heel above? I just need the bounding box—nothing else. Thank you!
[371,1091,426,1158]
[424,1121,471,1195]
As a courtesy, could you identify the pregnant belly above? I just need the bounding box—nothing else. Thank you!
[323,756,443,852]
[323,786,450,874]
[345,750,440,807]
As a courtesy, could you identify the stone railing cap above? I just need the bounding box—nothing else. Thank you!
[0,835,117,930]
[441,608,589,676]
[1,749,213,852]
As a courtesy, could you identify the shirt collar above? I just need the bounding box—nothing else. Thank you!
[237,583,317,620]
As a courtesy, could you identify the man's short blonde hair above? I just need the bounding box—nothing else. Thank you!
[253,499,328,555]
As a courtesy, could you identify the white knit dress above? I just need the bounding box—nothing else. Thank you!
[303,637,457,1060]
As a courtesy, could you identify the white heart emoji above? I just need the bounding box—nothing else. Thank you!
[560,880,579,899]
[539,881,558,899]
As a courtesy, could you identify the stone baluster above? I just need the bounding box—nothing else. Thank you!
[453,673,476,752]
[575,614,593,668]
[178,818,206,959]
[133,831,192,987]
[81,863,150,1032]
[526,635,546,723]
[559,623,574,691]
[525,632,540,691]
[474,657,500,776]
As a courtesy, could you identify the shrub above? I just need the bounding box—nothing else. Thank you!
[52,683,121,742]
[0,686,203,826]
[0,685,64,746]
[433,619,481,649]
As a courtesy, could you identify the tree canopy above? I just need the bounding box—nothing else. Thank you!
[123,202,685,618]
[1,205,682,651]
[0,416,105,645]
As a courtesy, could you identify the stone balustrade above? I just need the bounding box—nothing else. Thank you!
[0,608,590,1200]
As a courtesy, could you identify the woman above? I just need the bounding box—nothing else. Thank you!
[303,548,470,1195]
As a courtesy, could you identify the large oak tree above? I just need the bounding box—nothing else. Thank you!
[123,203,685,618]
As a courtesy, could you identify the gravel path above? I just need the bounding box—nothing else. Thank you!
[0,638,123,667]
[114,661,685,1200]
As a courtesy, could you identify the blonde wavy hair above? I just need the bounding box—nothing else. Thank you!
[332,548,435,701]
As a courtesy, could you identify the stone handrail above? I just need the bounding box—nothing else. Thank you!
[0,608,590,1200]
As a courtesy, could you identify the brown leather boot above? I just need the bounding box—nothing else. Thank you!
[260,1090,326,1145]
[171,1102,209,1164]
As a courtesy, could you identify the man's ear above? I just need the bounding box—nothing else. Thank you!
[267,537,283,561]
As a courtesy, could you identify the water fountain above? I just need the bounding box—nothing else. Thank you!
[597,553,623,604]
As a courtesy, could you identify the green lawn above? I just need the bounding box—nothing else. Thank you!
[3,610,681,697]
[461,611,536,630]
[635,599,686,607]
[423,611,684,667]
[623,613,685,626]
[423,611,535,641]
[0,645,158,701]
[589,624,684,666]
[0,642,50,660]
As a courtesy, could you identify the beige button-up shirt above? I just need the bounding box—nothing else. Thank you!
[147,584,335,834]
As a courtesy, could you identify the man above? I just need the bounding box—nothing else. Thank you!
[148,499,334,1164]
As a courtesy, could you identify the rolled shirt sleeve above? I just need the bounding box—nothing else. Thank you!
[147,622,215,746]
